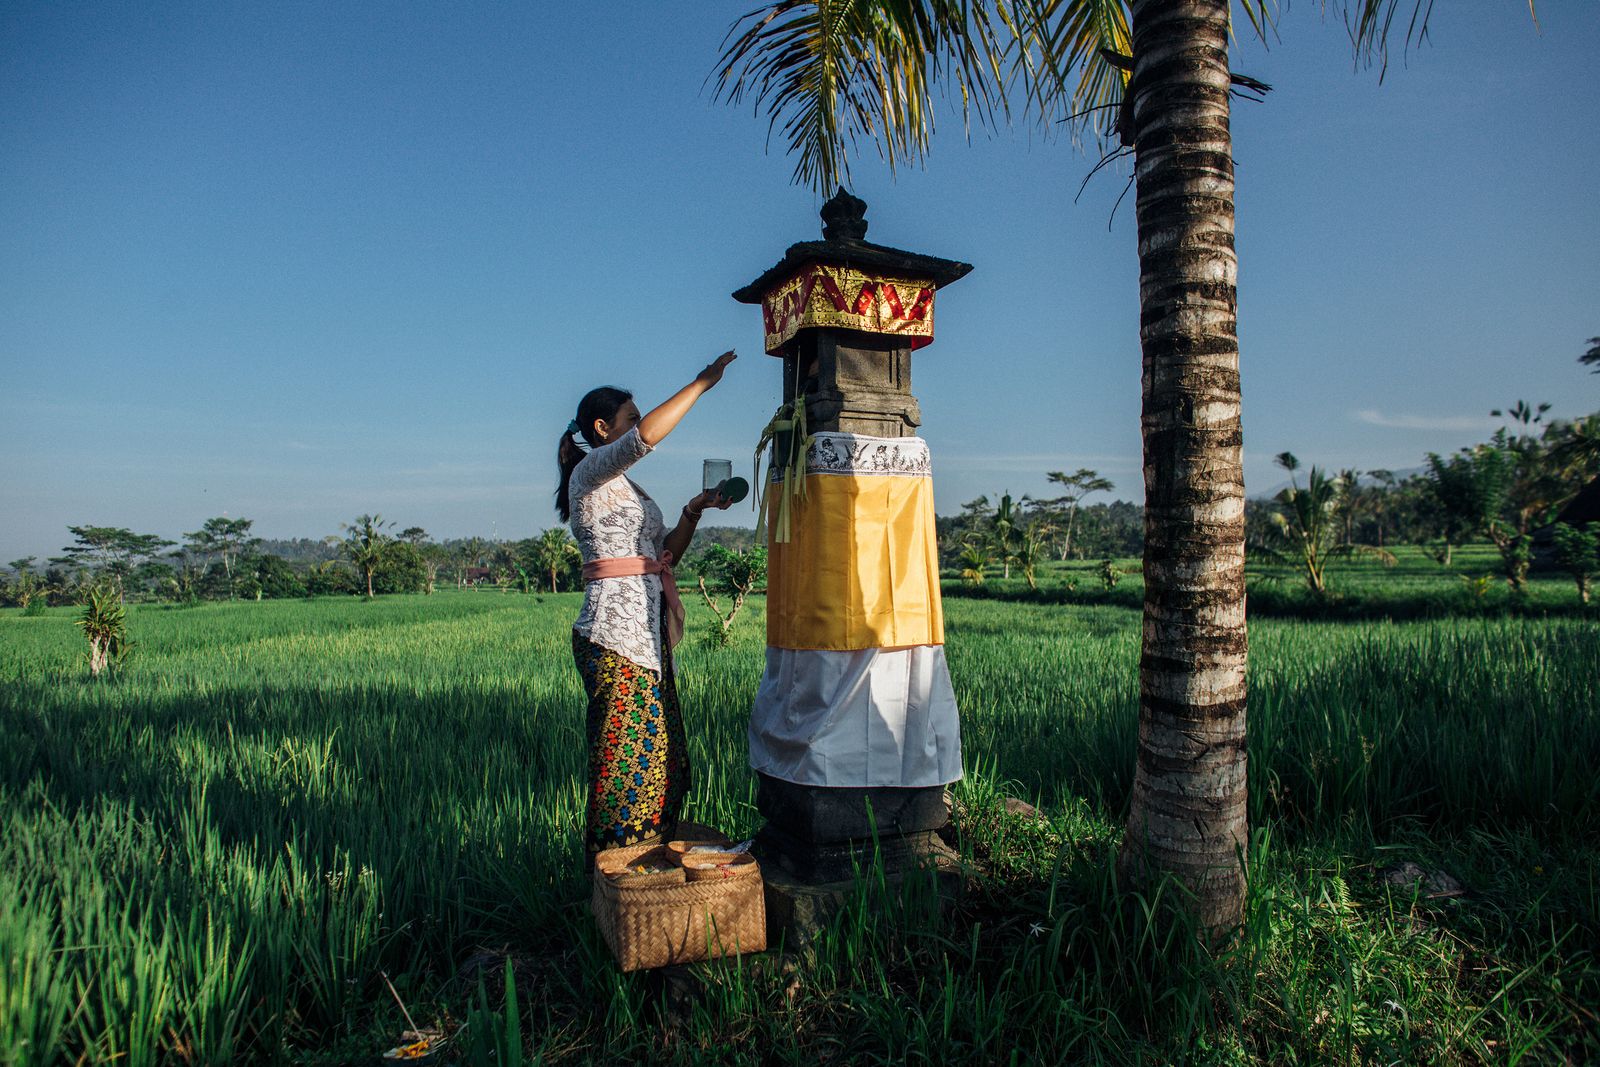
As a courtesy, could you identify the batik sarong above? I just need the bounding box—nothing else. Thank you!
[573,628,690,854]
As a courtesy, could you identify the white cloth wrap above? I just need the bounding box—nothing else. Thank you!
[749,645,962,788]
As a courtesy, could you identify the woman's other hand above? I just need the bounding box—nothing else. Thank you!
[697,350,737,388]
[685,488,734,517]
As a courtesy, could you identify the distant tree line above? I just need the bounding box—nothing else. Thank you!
[939,396,1598,600]
[1,515,768,609]
[1247,400,1598,597]
[938,486,1143,590]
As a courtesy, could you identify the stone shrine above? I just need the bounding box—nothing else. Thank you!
[733,190,972,929]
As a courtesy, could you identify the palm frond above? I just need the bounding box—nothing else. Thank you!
[1012,0,1131,146]
[713,0,1012,190]
[1339,0,1535,80]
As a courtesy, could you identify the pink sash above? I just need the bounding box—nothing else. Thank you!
[581,552,685,651]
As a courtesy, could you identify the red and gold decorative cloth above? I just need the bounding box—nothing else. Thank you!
[761,266,936,355]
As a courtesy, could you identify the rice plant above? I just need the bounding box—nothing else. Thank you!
[1,577,1595,1064]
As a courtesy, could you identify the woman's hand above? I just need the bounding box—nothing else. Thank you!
[684,488,735,517]
[696,350,737,388]
[667,487,731,560]
[639,350,738,447]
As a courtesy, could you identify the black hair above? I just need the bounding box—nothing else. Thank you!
[555,386,634,521]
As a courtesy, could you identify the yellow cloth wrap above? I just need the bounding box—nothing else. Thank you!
[766,471,944,651]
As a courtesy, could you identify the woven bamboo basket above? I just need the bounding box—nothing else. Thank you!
[592,842,766,971]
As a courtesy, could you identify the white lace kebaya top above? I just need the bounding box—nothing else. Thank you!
[568,427,670,672]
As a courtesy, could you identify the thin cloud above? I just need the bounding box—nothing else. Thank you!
[1351,409,1495,432]
[940,453,1137,471]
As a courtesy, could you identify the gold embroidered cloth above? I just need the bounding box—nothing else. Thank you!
[761,266,935,355]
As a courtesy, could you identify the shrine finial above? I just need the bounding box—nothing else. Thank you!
[820,187,868,241]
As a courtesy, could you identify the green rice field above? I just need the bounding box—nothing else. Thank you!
[2,554,1597,1064]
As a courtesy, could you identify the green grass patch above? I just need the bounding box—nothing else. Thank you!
[1,585,1595,1063]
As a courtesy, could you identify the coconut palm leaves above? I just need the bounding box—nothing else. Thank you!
[711,0,1301,189]
[713,0,1020,188]
[1343,0,1496,79]
[1007,0,1129,146]
[710,1,1468,191]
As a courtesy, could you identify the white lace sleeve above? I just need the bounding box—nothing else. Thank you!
[570,427,653,500]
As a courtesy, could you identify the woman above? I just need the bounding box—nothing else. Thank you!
[556,350,738,859]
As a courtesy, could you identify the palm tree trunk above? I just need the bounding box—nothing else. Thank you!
[1117,0,1249,936]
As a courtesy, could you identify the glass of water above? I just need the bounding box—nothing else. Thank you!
[702,459,733,493]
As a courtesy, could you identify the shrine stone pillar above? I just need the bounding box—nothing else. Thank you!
[733,190,972,895]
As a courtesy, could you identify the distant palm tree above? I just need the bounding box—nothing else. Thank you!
[1014,518,1056,590]
[1259,453,1392,596]
[1046,468,1114,560]
[341,514,394,599]
[990,493,1019,579]
[489,542,519,585]
[528,528,582,593]
[1365,469,1397,549]
[958,539,991,585]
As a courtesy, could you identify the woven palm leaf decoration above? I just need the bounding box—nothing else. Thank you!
[754,359,811,544]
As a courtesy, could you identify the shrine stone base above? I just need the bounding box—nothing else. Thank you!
[752,773,961,944]
[753,821,954,884]
[758,842,964,948]
[755,774,949,847]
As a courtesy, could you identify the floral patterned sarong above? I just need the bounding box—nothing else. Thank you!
[572,628,690,855]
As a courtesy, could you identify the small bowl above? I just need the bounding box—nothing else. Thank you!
[665,839,735,866]
[681,852,759,882]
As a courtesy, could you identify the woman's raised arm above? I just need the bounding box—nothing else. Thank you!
[636,351,737,447]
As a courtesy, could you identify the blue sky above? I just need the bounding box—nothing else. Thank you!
[3,2,1596,562]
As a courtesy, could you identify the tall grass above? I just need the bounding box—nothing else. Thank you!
[1,587,1595,1063]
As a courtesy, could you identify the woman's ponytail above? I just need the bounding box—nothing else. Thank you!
[555,429,586,522]
[554,386,633,522]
